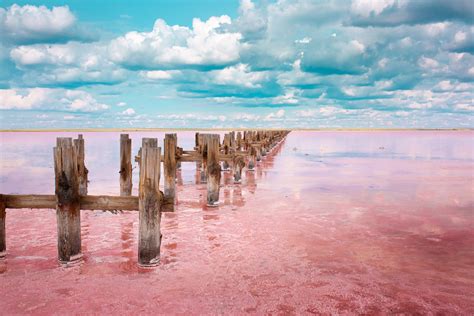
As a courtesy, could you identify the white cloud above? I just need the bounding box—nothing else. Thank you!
[116,102,127,107]
[350,40,365,53]
[212,64,267,88]
[0,88,109,112]
[109,15,242,68]
[265,109,285,120]
[423,22,450,37]
[121,108,136,115]
[351,0,395,17]
[455,103,474,111]
[273,91,299,105]
[295,37,312,44]
[418,56,440,69]
[10,43,127,85]
[140,70,179,80]
[0,4,77,42]
[454,31,467,43]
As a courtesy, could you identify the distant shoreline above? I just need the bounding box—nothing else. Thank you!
[0,128,472,132]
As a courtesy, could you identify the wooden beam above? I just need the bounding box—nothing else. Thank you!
[54,137,82,265]
[81,195,138,211]
[120,134,133,196]
[138,143,162,266]
[2,194,177,213]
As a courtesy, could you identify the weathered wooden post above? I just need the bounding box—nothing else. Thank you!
[195,132,202,170]
[142,138,158,148]
[54,137,82,265]
[120,134,132,196]
[138,140,162,266]
[0,196,5,259]
[222,133,230,171]
[256,144,262,162]
[260,132,268,157]
[248,145,256,171]
[236,132,242,150]
[164,133,177,203]
[176,146,182,171]
[233,155,246,183]
[74,134,88,195]
[206,134,221,206]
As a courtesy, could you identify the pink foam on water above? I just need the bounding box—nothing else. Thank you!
[0,131,473,314]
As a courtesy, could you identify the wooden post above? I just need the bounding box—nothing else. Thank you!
[236,132,242,150]
[164,133,177,203]
[138,141,162,266]
[256,145,262,162]
[0,195,5,259]
[54,137,82,265]
[120,134,133,196]
[142,138,158,148]
[195,133,202,170]
[206,134,221,206]
[248,145,256,171]
[74,134,88,195]
[198,134,206,182]
[233,155,245,183]
[222,133,230,171]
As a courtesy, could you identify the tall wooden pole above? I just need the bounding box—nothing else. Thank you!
[164,133,177,204]
[54,137,82,265]
[206,134,221,206]
[120,134,132,196]
[138,140,162,266]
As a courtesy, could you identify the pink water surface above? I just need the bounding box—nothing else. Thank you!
[0,131,473,314]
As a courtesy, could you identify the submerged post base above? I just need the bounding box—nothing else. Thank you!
[138,257,160,268]
[207,201,220,208]
[59,253,83,267]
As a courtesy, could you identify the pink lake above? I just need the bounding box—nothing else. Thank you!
[0,131,473,314]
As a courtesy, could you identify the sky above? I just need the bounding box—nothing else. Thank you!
[0,0,473,129]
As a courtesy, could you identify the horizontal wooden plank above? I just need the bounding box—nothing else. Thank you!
[2,194,177,212]
[81,195,138,211]
[4,194,56,209]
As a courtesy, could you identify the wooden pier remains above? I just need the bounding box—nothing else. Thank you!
[0,130,289,265]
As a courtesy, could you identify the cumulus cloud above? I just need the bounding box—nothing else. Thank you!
[212,64,268,88]
[0,4,90,44]
[265,109,285,120]
[9,42,127,86]
[0,88,109,112]
[351,0,474,26]
[121,108,136,115]
[140,70,180,80]
[108,15,242,69]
